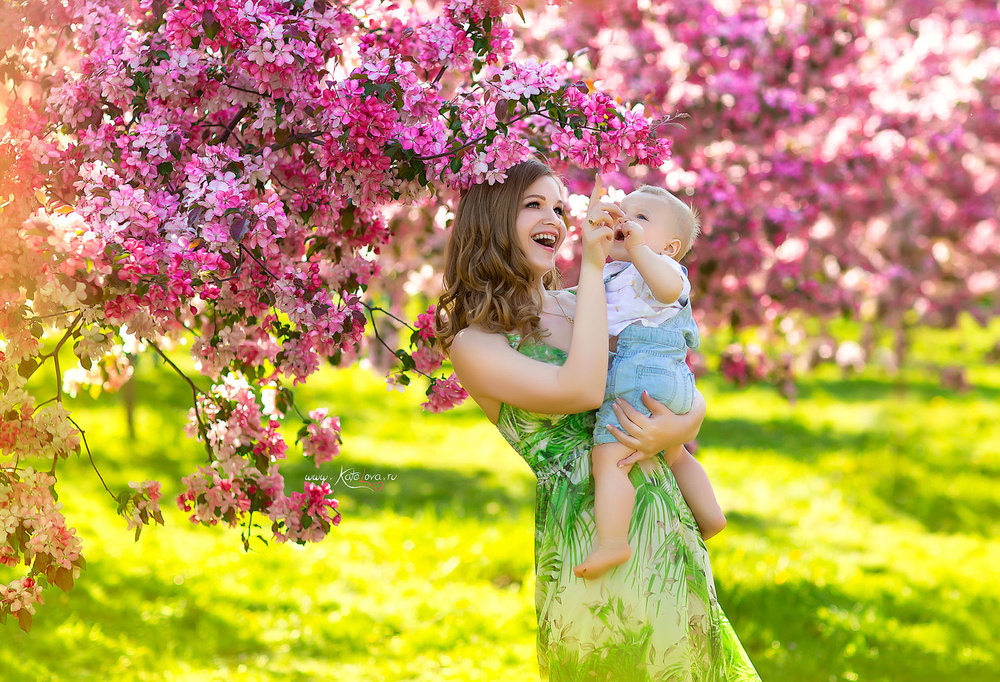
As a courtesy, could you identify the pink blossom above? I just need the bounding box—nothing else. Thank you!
[422,375,469,413]
[412,346,444,375]
[302,408,342,467]
[415,306,437,343]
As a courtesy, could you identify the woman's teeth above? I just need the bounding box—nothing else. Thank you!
[532,233,556,247]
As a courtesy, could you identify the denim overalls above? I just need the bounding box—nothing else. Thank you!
[593,271,700,446]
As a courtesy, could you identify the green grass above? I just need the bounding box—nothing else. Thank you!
[3,317,1000,681]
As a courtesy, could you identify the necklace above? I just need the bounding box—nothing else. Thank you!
[541,292,574,323]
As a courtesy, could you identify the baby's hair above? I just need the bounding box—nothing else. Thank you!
[634,185,701,257]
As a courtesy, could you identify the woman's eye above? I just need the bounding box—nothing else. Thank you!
[526,201,540,209]
[554,207,565,216]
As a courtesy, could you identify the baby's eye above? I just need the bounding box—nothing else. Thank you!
[637,213,648,220]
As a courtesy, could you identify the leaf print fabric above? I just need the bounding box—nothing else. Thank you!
[496,335,761,681]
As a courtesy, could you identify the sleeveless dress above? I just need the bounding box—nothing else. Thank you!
[496,335,762,681]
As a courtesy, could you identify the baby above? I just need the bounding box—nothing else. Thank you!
[574,185,726,580]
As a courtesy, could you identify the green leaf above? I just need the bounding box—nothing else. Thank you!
[340,205,355,234]
[118,490,135,512]
[18,360,36,379]
[397,164,415,181]
[53,567,74,593]
[296,424,310,443]
[203,10,221,40]
[157,161,173,176]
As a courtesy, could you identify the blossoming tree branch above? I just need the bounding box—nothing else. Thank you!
[0,0,673,630]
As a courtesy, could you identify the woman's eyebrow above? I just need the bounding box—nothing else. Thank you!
[525,194,563,204]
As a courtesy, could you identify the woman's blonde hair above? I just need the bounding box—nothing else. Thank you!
[436,159,562,353]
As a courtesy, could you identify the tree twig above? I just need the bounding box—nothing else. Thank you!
[365,306,433,380]
[66,415,117,502]
[268,130,324,154]
[147,340,213,458]
[221,82,267,97]
[239,243,280,281]
[211,105,251,145]
[24,312,83,381]
[362,302,417,332]
[25,308,81,321]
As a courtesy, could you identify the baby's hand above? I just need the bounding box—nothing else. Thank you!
[618,219,646,251]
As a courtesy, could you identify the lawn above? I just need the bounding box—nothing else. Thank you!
[2,316,999,681]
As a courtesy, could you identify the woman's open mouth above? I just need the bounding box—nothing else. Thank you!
[531,232,558,249]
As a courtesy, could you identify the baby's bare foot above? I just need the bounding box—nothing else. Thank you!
[573,542,631,580]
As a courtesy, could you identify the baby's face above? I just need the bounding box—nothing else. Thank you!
[610,192,684,261]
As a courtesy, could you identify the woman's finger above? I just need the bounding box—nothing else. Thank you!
[589,212,617,228]
[617,449,652,468]
[587,174,604,209]
[615,398,651,431]
[606,423,641,451]
[593,203,623,223]
[640,390,669,415]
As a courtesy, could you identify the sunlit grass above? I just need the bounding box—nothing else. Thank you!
[2,317,1000,681]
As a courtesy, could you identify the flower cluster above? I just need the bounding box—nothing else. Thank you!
[300,408,342,467]
[423,374,469,414]
[173,374,342,546]
[0,468,85,632]
[719,342,796,401]
[119,480,164,536]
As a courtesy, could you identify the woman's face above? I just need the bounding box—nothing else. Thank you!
[514,175,566,282]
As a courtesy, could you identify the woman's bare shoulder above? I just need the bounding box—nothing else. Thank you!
[451,326,511,355]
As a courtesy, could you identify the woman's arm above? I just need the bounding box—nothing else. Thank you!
[606,389,706,467]
[449,327,606,415]
[449,179,617,415]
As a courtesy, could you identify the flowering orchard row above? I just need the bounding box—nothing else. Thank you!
[0,0,673,629]
[375,0,1000,389]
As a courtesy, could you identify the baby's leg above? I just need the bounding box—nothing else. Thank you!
[670,451,727,540]
[574,442,635,579]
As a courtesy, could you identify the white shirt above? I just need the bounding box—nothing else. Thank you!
[604,256,691,337]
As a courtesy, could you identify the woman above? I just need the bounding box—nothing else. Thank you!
[436,159,760,681]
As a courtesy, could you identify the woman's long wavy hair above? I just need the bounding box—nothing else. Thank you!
[436,159,563,353]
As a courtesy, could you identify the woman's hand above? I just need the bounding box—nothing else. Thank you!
[607,389,706,467]
[581,175,620,268]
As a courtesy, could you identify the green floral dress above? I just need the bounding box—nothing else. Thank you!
[497,335,761,681]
